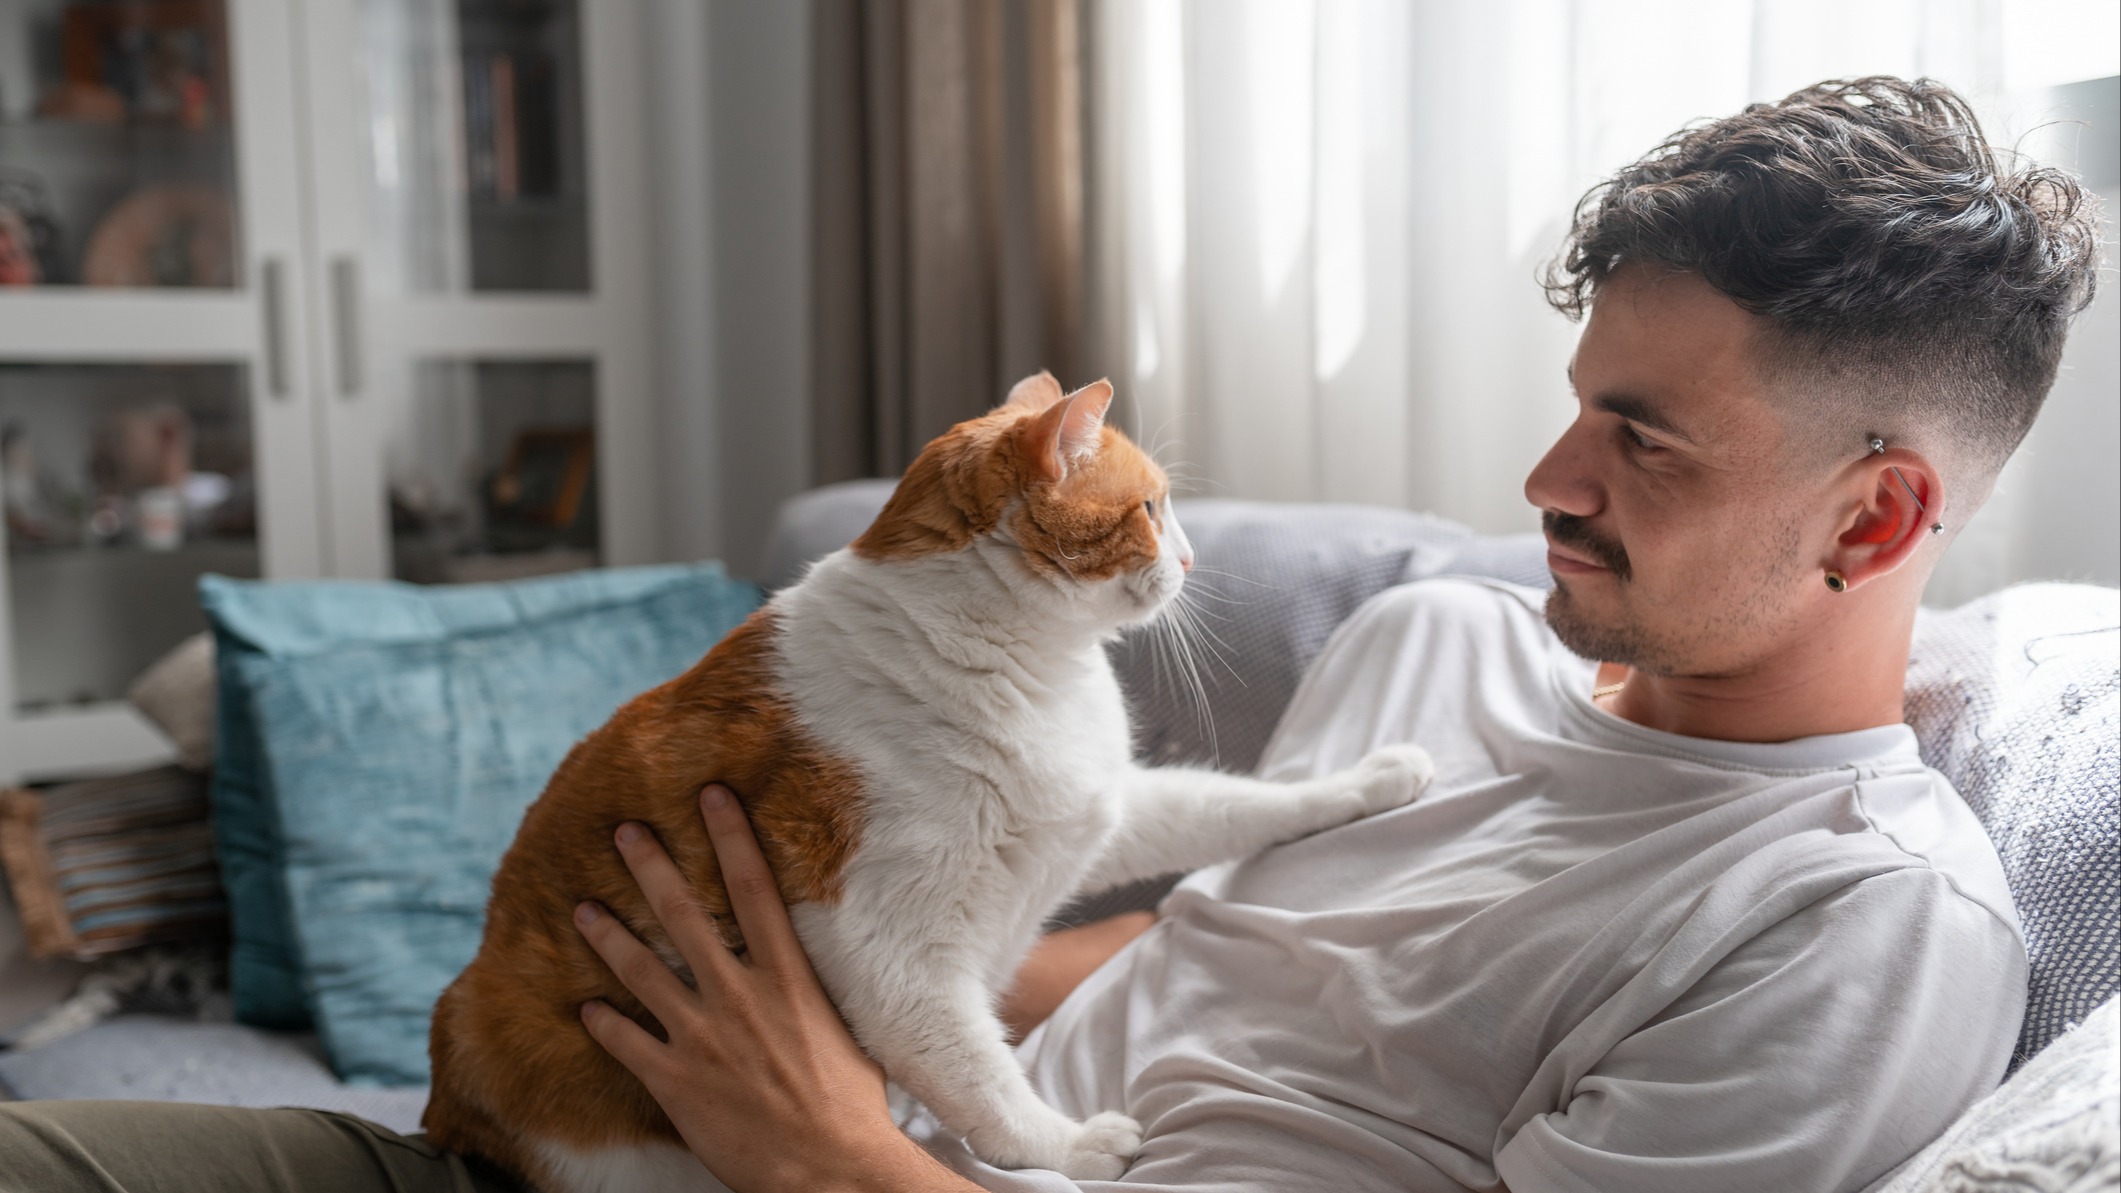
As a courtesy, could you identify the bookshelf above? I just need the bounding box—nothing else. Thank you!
[0,0,653,783]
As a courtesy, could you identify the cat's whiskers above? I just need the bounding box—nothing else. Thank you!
[1138,582,1239,763]
[1157,462,1202,492]
[1182,566,1282,595]
[1179,596,1239,667]
[1152,608,1214,760]
[1169,588,1239,680]
[1142,415,1181,467]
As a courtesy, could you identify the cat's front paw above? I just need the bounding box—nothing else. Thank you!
[1343,743,1435,815]
[1058,1112,1143,1181]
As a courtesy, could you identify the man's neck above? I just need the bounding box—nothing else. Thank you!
[1594,599,1918,744]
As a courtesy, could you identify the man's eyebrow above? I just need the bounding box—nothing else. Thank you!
[1565,366,1696,443]
[1594,394,1695,443]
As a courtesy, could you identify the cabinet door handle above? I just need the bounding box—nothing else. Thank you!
[261,257,290,399]
[331,256,363,398]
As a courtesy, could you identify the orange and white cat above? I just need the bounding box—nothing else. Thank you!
[423,373,1433,1191]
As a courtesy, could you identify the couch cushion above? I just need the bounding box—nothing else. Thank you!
[760,479,901,591]
[0,1013,429,1135]
[1906,585,2120,1071]
[201,565,760,1039]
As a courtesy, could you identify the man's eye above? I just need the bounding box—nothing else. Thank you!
[1623,425,1662,452]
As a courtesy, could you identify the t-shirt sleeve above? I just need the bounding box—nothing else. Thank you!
[1494,868,2027,1193]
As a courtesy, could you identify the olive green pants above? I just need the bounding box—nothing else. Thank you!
[0,1101,520,1193]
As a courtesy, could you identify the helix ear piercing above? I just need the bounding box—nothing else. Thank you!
[1868,438,1944,535]
[1829,438,1937,590]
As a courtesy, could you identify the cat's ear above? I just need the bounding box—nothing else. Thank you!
[1003,370,1066,413]
[1024,379,1114,482]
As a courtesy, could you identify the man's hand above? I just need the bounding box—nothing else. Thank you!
[574,784,979,1192]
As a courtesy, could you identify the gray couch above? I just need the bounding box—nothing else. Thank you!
[4,480,2114,1186]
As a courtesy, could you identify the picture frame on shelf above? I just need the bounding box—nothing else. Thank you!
[490,426,593,531]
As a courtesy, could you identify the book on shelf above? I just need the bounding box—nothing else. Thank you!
[459,49,560,203]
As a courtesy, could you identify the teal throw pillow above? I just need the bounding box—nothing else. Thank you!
[202,565,760,1034]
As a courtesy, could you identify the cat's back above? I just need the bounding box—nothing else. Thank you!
[473,599,867,961]
[424,598,872,1180]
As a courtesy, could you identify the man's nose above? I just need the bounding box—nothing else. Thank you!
[1524,421,1602,518]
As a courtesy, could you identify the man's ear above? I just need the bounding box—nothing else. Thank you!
[1003,370,1066,413]
[1825,448,1944,592]
[1021,380,1114,483]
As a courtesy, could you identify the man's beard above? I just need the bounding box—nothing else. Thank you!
[1545,581,1659,667]
[1541,511,1655,665]
[1540,509,1811,676]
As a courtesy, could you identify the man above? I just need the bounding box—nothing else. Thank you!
[562,76,2097,1192]
[0,77,2099,1193]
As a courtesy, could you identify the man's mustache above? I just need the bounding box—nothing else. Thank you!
[1543,512,1631,581]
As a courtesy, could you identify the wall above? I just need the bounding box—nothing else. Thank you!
[1926,75,2121,605]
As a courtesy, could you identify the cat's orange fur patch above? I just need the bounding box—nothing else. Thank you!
[854,384,1167,584]
[423,609,866,1182]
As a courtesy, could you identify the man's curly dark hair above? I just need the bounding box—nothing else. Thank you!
[1544,76,2103,480]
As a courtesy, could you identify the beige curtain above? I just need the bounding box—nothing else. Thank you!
[810,0,1090,482]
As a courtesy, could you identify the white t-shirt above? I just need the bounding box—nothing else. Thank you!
[915,578,2027,1192]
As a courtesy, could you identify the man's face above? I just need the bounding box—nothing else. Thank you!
[1524,266,1826,677]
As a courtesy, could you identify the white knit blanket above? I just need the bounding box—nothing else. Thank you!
[1872,997,2119,1193]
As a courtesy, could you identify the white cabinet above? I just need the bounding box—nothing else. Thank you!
[0,0,653,782]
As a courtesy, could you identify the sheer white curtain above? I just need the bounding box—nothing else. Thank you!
[1088,0,2119,596]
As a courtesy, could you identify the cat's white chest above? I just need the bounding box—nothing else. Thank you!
[774,557,1139,986]
[773,557,1136,827]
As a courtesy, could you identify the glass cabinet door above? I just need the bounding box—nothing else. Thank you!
[299,0,653,582]
[1,362,259,708]
[382,356,599,584]
[0,0,240,289]
[356,0,590,297]
[0,0,320,781]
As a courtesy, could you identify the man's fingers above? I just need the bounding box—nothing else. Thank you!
[578,999,668,1084]
[573,901,696,1023]
[613,821,739,980]
[699,785,805,974]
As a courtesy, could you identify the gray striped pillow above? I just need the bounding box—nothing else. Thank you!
[0,766,226,959]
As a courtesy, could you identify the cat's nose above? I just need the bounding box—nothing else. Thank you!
[1178,549,1194,573]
